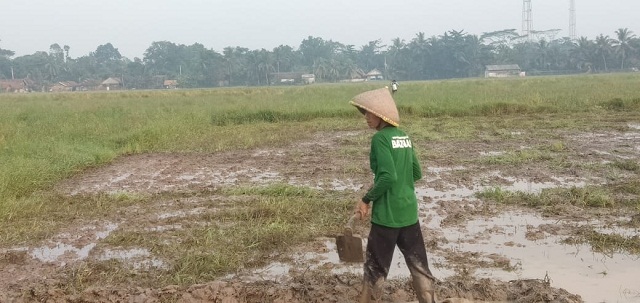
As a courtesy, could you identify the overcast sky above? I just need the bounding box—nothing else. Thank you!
[1,0,638,59]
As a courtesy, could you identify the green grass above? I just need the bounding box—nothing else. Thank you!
[564,229,640,256]
[2,73,640,293]
[0,75,639,254]
[477,181,640,209]
[2,74,640,200]
[95,184,352,286]
[1,74,639,224]
[395,74,640,117]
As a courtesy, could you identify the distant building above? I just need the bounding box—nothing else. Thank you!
[79,79,101,91]
[301,74,315,84]
[50,81,79,92]
[340,68,367,83]
[270,72,315,85]
[365,68,384,80]
[0,78,35,93]
[485,65,522,78]
[164,79,178,89]
[101,77,122,90]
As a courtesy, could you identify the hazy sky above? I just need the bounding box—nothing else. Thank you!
[1,0,638,59]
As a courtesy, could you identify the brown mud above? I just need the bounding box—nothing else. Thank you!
[2,125,640,303]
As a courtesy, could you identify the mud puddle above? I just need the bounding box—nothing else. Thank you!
[2,128,639,302]
[230,178,639,303]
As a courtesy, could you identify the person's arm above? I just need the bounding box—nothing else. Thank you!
[412,149,422,182]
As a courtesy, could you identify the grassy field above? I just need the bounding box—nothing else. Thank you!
[1,73,640,288]
[2,74,639,201]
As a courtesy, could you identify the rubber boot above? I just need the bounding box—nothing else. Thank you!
[358,279,383,303]
[409,267,436,303]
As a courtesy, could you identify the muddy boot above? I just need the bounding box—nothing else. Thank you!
[358,280,383,303]
[412,275,436,303]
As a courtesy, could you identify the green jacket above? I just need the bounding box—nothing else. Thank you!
[362,126,422,228]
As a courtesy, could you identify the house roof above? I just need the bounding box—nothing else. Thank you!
[0,79,32,89]
[0,79,25,88]
[366,68,382,76]
[55,81,79,87]
[270,72,304,80]
[102,77,122,85]
[485,64,521,71]
[81,79,101,86]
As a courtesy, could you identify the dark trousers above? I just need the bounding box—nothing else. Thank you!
[363,221,435,288]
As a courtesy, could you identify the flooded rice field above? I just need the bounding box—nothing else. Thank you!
[1,125,639,302]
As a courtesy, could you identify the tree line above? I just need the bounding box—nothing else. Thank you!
[0,28,638,89]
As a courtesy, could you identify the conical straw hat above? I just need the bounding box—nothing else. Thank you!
[350,88,400,126]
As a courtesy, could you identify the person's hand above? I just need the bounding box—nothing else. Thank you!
[355,200,370,220]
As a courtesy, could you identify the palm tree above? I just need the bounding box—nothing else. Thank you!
[256,49,274,85]
[222,47,248,86]
[571,37,594,71]
[272,45,295,74]
[594,34,612,72]
[358,39,384,73]
[385,38,406,79]
[613,28,636,69]
[223,47,235,86]
[407,32,429,79]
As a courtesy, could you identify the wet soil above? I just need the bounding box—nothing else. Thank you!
[2,124,639,303]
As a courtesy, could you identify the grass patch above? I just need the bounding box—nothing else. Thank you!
[479,148,554,166]
[0,192,146,245]
[91,184,354,287]
[564,229,640,256]
[477,181,640,209]
[2,74,640,204]
[610,159,640,172]
[599,97,640,111]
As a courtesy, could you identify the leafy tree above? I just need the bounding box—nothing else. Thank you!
[124,57,147,89]
[594,34,613,71]
[357,39,384,73]
[0,40,15,79]
[299,36,337,68]
[255,49,274,85]
[272,45,297,73]
[93,43,122,64]
[613,28,636,69]
[406,32,430,80]
[571,37,595,71]
[11,51,49,82]
[223,46,249,86]
[91,43,125,80]
[5,26,640,89]
[143,41,180,77]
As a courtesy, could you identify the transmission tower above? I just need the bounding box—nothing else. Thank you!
[522,0,533,40]
[569,0,576,40]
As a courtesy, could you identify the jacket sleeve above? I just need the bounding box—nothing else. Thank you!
[412,148,422,182]
[363,135,397,203]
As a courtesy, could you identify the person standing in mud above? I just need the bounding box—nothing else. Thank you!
[391,80,399,94]
[349,88,436,303]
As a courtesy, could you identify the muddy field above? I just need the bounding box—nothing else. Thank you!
[2,123,640,303]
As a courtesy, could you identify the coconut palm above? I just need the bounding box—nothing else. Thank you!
[272,45,295,74]
[613,28,636,69]
[571,37,595,72]
[594,35,612,72]
[256,49,274,85]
